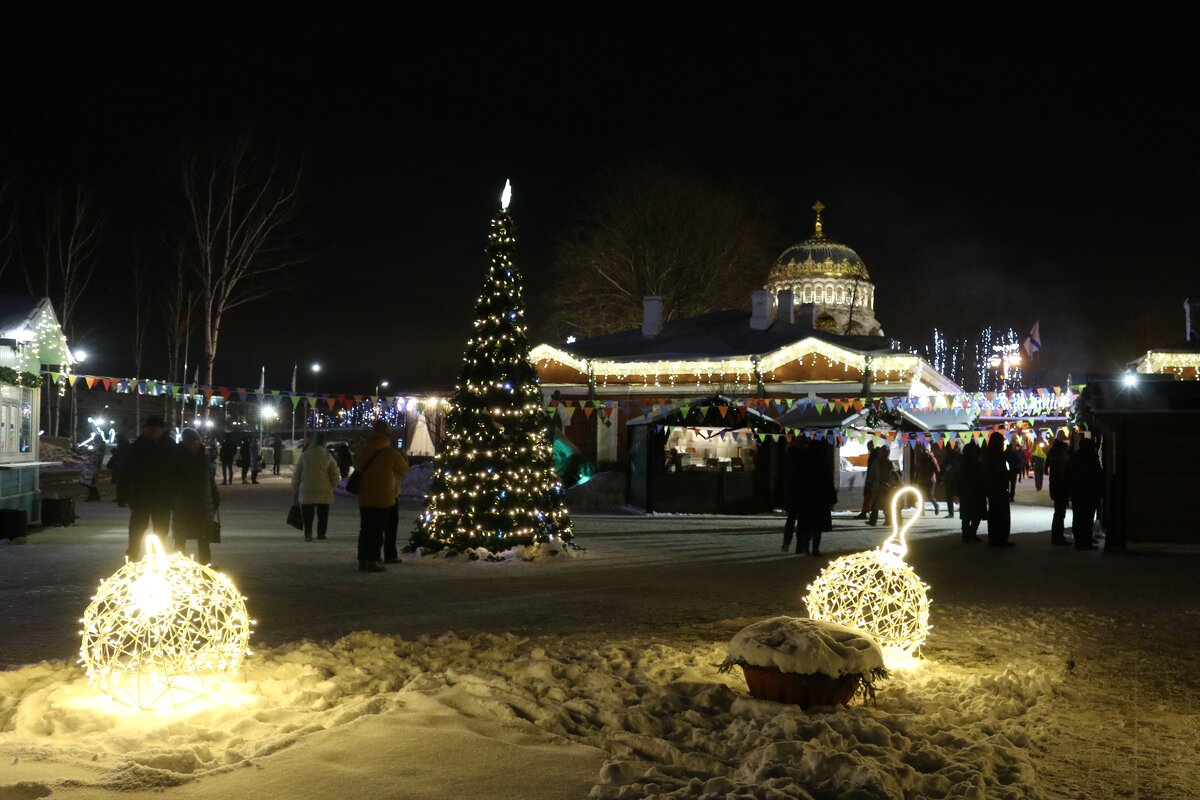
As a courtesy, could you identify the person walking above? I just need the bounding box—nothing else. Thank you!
[249,438,262,484]
[957,441,985,542]
[939,442,960,518]
[352,420,409,572]
[237,438,251,483]
[272,435,285,476]
[1068,437,1104,551]
[292,432,340,542]
[866,445,896,527]
[1031,438,1047,491]
[981,432,1013,547]
[172,428,220,565]
[854,441,876,520]
[116,416,176,558]
[914,443,940,515]
[1046,433,1072,545]
[219,436,236,485]
[781,437,836,555]
[109,431,129,495]
[79,434,106,502]
[1004,441,1022,501]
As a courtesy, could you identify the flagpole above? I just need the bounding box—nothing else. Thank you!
[290,363,297,444]
[180,293,190,434]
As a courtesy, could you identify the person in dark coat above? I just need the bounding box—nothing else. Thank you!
[272,435,285,476]
[938,442,960,518]
[116,416,177,558]
[956,441,985,542]
[913,444,940,515]
[238,438,252,483]
[1046,434,1072,545]
[981,431,1013,547]
[109,431,129,489]
[781,436,837,556]
[172,428,220,564]
[854,441,877,520]
[1068,437,1104,551]
[866,445,896,527]
[1004,442,1023,501]
[79,433,106,502]
[219,436,237,485]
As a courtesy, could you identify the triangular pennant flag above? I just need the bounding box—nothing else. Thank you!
[291,395,302,409]
[84,376,96,389]
[219,387,231,400]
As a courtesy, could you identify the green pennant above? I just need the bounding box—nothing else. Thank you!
[291,395,302,409]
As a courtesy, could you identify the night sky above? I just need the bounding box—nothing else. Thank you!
[2,6,1196,395]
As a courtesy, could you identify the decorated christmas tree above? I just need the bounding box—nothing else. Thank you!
[410,181,574,554]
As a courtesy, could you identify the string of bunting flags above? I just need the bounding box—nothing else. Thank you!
[40,371,447,413]
[544,389,1077,424]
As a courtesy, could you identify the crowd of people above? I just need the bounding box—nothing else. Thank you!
[783,430,1107,553]
[112,416,409,574]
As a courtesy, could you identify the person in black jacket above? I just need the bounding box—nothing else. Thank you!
[219,436,237,485]
[956,441,985,542]
[781,436,837,556]
[1046,433,1072,545]
[980,432,1013,547]
[172,428,220,564]
[1068,437,1104,551]
[116,416,177,558]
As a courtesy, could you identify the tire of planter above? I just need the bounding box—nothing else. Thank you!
[741,664,860,708]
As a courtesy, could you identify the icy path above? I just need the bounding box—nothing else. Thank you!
[1,479,1198,799]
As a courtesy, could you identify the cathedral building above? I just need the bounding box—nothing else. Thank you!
[765,202,883,336]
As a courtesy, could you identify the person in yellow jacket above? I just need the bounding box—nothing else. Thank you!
[1031,439,1048,492]
[352,419,409,572]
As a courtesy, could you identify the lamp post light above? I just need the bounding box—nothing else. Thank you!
[988,345,1022,390]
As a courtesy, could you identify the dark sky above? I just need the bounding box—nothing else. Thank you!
[1,6,1196,394]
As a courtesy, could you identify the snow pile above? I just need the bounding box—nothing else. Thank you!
[0,628,1056,798]
[398,460,433,499]
[725,616,885,678]
[408,539,579,562]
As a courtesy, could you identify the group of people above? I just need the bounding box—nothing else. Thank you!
[213,435,287,485]
[847,431,1105,550]
[289,420,409,572]
[119,416,221,564]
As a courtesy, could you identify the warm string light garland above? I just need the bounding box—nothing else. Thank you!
[79,535,252,711]
[804,486,931,662]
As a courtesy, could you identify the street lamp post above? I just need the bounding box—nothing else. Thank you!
[306,362,321,437]
[376,380,389,421]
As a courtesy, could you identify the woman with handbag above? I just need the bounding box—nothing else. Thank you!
[173,428,221,565]
[292,432,341,542]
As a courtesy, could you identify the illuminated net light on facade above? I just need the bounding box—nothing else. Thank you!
[804,486,931,663]
[79,535,253,711]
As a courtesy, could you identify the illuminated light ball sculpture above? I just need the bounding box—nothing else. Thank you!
[804,486,931,661]
[80,535,252,711]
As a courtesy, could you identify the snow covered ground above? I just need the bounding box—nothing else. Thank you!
[1,476,1198,799]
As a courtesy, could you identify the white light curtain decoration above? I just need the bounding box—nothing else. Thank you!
[80,535,252,711]
[804,486,931,661]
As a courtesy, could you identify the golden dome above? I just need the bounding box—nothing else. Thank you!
[767,201,871,284]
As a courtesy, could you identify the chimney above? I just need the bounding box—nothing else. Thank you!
[642,296,663,338]
[795,303,818,328]
[750,289,776,331]
[1186,296,1199,342]
[777,290,795,325]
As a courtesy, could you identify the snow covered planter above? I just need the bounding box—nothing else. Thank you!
[720,616,887,708]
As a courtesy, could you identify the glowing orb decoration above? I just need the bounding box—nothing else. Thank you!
[79,535,252,711]
[804,486,931,661]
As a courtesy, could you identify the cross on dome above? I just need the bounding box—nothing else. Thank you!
[812,200,826,238]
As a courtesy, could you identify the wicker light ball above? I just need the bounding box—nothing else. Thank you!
[80,535,252,711]
[805,486,931,660]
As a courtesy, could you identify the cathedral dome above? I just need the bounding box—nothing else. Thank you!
[766,202,870,284]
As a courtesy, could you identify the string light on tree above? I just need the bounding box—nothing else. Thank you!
[79,535,253,711]
[804,486,931,663]
[410,181,573,554]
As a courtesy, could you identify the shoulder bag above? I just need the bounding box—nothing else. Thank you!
[346,449,384,495]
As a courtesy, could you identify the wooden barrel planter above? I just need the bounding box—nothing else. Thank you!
[741,665,861,709]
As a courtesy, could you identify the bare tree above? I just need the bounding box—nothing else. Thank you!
[26,187,102,342]
[547,160,777,338]
[128,251,151,427]
[163,239,193,429]
[180,136,302,411]
[20,187,102,436]
[0,176,16,282]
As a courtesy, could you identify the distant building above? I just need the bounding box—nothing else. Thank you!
[765,202,883,336]
[1131,297,1200,380]
[0,296,75,528]
[532,207,958,511]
